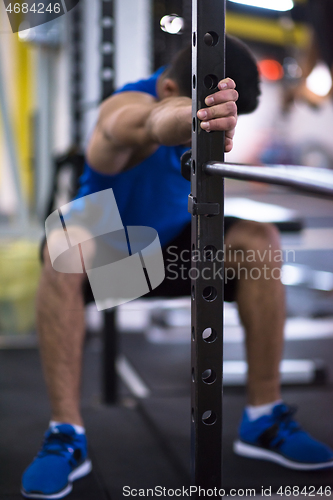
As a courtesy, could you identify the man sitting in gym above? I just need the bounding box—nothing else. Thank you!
[21,35,333,499]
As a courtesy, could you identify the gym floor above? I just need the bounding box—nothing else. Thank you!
[1,182,333,500]
[1,330,333,499]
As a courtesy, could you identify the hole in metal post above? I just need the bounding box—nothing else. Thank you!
[192,243,196,261]
[202,328,217,343]
[202,369,217,384]
[193,74,196,89]
[204,74,219,90]
[193,32,196,46]
[203,245,217,262]
[192,117,196,132]
[202,410,217,425]
[192,326,195,341]
[204,31,219,46]
[203,286,217,302]
[192,285,195,300]
[192,159,196,174]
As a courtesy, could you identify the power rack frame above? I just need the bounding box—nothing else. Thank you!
[190,0,227,495]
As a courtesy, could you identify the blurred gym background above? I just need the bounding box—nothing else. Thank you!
[0,0,332,341]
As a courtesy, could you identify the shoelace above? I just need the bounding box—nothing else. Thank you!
[267,405,301,448]
[273,405,300,434]
[37,430,79,463]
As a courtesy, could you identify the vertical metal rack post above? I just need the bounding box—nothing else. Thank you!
[101,0,115,101]
[100,0,117,404]
[191,0,226,494]
[71,1,83,148]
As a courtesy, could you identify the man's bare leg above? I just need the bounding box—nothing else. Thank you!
[21,241,93,497]
[36,244,87,427]
[225,220,285,406]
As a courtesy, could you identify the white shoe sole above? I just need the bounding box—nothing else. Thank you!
[21,459,93,499]
[234,440,333,471]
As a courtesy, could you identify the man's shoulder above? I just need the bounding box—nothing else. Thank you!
[114,67,166,98]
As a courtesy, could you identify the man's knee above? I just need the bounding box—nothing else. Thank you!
[225,220,283,274]
[228,220,281,251]
[43,225,96,274]
[248,221,281,250]
[41,241,86,292]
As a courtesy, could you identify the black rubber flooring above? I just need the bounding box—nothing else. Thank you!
[1,332,333,499]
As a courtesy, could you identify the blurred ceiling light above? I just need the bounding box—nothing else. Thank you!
[18,21,32,41]
[306,63,332,97]
[258,59,284,81]
[283,57,302,80]
[228,0,294,11]
[160,14,184,34]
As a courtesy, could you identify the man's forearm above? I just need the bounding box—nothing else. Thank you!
[146,97,192,146]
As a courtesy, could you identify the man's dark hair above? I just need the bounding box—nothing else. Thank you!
[163,34,261,115]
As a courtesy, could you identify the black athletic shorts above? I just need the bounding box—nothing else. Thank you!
[143,218,239,302]
[41,217,240,304]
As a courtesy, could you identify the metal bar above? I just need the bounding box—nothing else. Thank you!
[116,355,151,398]
[102,308,118,404]
[191,0,226,495]
[223,359,327,386]
[205,162,333,199]
[35,46,55,220]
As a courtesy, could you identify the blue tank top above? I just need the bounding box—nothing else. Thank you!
[78,68,191,248]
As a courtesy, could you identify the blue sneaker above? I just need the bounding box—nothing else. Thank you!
[234,403,333,470]
[21,424,92,499]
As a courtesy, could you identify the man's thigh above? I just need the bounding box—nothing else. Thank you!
[40,219,240,303]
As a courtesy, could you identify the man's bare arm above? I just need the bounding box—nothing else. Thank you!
[86,92,193,174]
[87,78,238,175]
